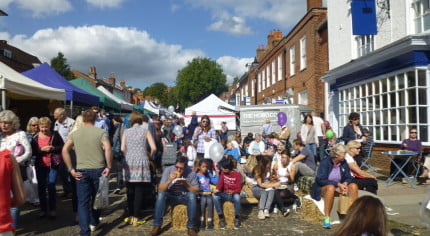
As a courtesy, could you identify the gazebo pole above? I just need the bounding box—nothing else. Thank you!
[70,100,73,116]
[1,89,6,110]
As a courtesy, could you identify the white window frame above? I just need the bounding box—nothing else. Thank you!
[252,79,255,97]
[266,66,270,88]
[258,73,262,92]
[298,90,308,105]
[300,36,307,70]
[290,46,295,76]
[271,61,276,85]
[355,35,374,57]
[412,0,430,33]
[277,54,283,81]
[338,67,430,144]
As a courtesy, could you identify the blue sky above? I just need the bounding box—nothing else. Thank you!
[0,0,308,89]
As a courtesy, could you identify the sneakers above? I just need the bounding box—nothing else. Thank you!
[89,224,100,232]
[264,209,270,218]
[113,188,121,194]
[258,210,265,220]
[293,197,302,212]
[219,218,226,229]
[206,221,214,231]
[233,218,241,229]
[282,208,291,217]
[322,217,331,229]
[273,206,279,214]
[199,220,206,231]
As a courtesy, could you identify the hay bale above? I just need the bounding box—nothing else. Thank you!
[171,204,188,230]
[213,201,235,229]
[300,197,324,225]
[241,183,258,204]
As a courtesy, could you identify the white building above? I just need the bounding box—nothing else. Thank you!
[324,0,430,145]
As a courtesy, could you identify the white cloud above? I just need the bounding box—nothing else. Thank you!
[170,4,180,13]
[85,0,128,8]
[216,56,253,84]
[2,25,206,88]
[208,16,252,35]
[2,0,73,17]
[183,0,306,34]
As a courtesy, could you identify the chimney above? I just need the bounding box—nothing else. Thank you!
[120,80,126,88]
[267,30,274,49]
[88,66,97,79]
[108,73,116,86]
[307,0,322,11]
[256,45,267,62]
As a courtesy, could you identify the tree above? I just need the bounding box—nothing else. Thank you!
[233,76,239,84]
[50,52,75,81]
[175,57,228,108]
[143,82,169,106]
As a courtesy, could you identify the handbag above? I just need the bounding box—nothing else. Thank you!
[14,141,25,157]
[49,134,62,166]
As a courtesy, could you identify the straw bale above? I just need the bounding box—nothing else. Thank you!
[171,204,188,230]
[213,201,235,229]
[299,197,324,225]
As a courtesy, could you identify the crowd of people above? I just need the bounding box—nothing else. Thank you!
[0,107,426,236]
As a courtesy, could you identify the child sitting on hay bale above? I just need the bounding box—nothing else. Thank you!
[213,158,242,230]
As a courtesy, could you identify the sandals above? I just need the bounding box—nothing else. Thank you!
[124,217,146,226]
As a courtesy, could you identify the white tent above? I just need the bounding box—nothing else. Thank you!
[97,86,133,111]
[0,61,65,108]
[144,100,160,115]
[184,94,237,130]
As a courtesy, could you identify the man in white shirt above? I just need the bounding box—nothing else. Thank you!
[311,111,326,163]
[53,107,75,198]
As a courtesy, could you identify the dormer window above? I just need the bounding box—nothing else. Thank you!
[3,49,11,58]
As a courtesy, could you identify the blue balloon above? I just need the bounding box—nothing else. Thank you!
[277,112,287,126]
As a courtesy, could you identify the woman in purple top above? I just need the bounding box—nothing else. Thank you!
[311,143,358,229]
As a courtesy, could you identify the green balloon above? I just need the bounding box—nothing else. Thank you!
[326,130,334,139]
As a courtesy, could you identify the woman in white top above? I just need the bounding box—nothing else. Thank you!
[0,110,31,229]
[247,133,266,156]
[345,141,378,195]
[272,150,298,216]
[300,114,318,157]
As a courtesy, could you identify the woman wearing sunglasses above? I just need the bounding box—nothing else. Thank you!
[192,115,216,158]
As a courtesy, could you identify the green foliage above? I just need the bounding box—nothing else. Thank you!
[143,82,169,106]
[233,76,239,84]
[50,52,75,81]
[175,57,228,108]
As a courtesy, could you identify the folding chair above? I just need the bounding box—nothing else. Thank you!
[411,152,423,180]
[360,143,376,173]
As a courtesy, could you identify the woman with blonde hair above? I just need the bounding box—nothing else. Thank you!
[0,110,31,228]
[31,117,64,219]
[310,143,358,228]
[333,195,388,236]
[346,140,378,194]
[25,117,40,207]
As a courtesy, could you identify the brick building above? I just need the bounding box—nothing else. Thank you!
[0,40,41,72]
[230,0,328,114]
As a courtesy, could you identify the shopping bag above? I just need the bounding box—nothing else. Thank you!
[26,165,38,184]
[337,194,352,214]
[93,176,109,210]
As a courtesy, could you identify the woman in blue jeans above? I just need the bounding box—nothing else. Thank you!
[252,156,281,220]
[31,117,64,219]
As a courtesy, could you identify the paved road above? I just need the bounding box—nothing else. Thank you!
[16,180,430,235]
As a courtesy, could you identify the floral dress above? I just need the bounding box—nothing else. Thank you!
[123,123,151,182]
